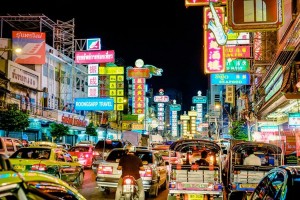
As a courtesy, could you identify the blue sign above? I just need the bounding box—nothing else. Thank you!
[192,96,207,104]
[170,104,181,111]
[74,98,114,111]
[210,73,250,85]
[87,38,101,50]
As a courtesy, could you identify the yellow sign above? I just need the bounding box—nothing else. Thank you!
[185,194,204,200]
[117,104,124,111]
[99,66,124,74]
[131,123,144,130]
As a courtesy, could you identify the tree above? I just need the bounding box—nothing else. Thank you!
[49,123,69,142]
[228,120,248,140]
[85,122,98,137]
[0,108,30,136]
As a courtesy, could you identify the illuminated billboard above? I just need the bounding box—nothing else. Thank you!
[227,0,283,31]
[211,72,250,85]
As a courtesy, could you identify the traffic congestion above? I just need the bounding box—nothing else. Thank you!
[0,137,298,200]
[0,0,300,200]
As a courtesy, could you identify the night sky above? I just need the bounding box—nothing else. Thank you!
[1,0,208,111]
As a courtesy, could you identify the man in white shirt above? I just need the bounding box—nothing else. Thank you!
[243,149,261,166]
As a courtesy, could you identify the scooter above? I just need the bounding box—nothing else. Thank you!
[120,175,139,200]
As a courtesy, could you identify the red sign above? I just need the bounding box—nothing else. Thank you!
[62,115,87,127]
[127,68,150,78]
[154,95,169,103]
[12,31,46,65]
[225,46,251,58]
[203,6,225,74]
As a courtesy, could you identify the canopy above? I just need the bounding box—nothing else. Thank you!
[231,141,282,154]
[169,139,221,153]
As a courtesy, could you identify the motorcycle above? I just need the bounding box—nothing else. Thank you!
[120,175,139,200]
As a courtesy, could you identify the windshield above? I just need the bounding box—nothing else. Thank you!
[106,150,153,163]
[69,146,90,152]
[10,148,51,159]
[95,140,123,150]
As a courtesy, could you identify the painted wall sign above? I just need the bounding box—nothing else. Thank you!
[210,72,250,85]
[227,0,283,31]
[74,50,115,64]
[74,97,114,111]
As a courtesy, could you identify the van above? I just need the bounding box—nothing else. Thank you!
[0,137,24,157]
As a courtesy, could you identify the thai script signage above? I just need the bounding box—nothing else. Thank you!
[12,31,46,64]
[185,0,226,7]
[154,95,169,103]
[74,50,115,64]
[211,72,250,85]
[74,97,114,111]
[7,60,39,89]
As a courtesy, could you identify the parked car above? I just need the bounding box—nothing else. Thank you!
[96,147,168,197]
[228,165,300,200]
[68,144,95,168]
[0,137,24,157]
[9,142,85,187]
[0,154,86,200]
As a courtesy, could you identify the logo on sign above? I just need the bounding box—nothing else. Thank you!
[87,38,101,50]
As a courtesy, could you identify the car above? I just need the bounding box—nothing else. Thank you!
[92,139,124,173]
[68,144,95,168]
[0,154,86,200]
[96,147,168,197]
[0,136,24,157]
[9,141,85,187]
[228,165,300,200]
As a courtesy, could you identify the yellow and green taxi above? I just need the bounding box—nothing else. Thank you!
[9,141,84,187]
[0,169,86,199]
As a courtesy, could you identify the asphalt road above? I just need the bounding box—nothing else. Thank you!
[79,169,169,200]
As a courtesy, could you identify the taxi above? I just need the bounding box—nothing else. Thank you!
[9,141,85,187]
[0,154,86,200]
[68,144,95,168]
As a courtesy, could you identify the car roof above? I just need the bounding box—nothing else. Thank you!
[29,141,58,148]
[169,139,221,153]
[231,141,282,154]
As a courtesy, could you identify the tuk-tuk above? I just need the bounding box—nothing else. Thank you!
[167,139,223,200]
[223,141,283,198]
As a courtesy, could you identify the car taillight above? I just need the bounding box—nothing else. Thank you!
[97,166,113,174]
[144,169,152,177]
[32,164,47,171]
[85,154,89,158]
[93,151,99,156]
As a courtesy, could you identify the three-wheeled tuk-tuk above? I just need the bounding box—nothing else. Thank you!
[167,139,223,200]
[223,141,283,198]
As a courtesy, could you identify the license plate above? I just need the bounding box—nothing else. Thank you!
[185,194,204,200]
[123,185,134,193]
[14,165,25,171]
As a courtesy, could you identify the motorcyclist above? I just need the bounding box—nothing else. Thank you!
[115,144,145,200]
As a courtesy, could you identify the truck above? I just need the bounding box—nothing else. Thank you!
[167,139,224,200]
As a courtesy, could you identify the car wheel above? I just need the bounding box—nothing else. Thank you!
[75,171,84,187]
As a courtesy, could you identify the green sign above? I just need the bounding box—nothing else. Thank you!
[192,96,207,104]
[170,104,181,111]
[122,114,138,121]
[226,59,250,72]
